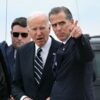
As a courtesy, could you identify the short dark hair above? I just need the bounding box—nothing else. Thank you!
[49,6,73,20]
[11,17,27,29]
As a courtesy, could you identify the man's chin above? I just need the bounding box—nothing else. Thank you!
[16,44,24,48]
[58,37,65,41]
[37,42,45,47]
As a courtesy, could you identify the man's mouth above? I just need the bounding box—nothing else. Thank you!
[37,37,43,40]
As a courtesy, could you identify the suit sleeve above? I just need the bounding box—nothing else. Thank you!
[73,35,94,62]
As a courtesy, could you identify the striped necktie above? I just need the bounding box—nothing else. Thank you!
[34,48,43,84]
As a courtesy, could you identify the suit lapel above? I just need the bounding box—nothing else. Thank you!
[57,38,75,74]
[23,42,39,91]
[23,43,36,82]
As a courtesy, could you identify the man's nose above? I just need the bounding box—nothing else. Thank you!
[56,24,61,30]
[18,34,22,39]
[37,30,42,35]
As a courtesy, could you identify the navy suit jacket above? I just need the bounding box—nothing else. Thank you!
[50,35,95,100]
[12,37,61,100]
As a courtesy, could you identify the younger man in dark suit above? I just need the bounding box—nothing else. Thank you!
[47,6,95,100]
[7,17,31,81]
[1,17,31,81]
[0,17,31,100]
[12,12,60,100]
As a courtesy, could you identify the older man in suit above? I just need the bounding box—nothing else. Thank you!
[47,6,95,100]
[12,12,61,100]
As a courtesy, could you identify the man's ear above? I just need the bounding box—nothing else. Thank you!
[10,31,13,36]
[10,31,14,39]
[48,24,51,34]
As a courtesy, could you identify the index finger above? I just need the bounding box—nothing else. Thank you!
[73,20,78,27]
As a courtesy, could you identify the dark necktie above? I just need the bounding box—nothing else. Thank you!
[34,48,43,84]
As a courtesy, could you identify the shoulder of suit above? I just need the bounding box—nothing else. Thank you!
[0,41,8,49]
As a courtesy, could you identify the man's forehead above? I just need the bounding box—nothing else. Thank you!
[28,12,48,22]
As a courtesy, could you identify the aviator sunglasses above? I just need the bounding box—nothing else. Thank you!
[12,32,28,38]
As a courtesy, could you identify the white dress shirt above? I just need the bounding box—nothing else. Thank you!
[35,37,52,66]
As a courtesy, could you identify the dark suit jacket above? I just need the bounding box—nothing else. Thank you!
[0,41,15,81]
[0,48,10,99]
[12,37,61,100]
[50,35,95,100]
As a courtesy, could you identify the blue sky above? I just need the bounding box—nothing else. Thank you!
[0,0,100,44]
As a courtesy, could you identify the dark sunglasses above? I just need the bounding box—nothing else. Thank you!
[12,32,28,38]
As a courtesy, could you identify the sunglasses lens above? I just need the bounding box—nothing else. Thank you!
[12,32,19,37]
[12,32,28,38]
[21,33,28,37]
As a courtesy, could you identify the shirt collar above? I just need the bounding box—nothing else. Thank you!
[62,35,71,44]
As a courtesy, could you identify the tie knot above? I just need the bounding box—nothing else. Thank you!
[61,43,66,51]
[37,48,42,56]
